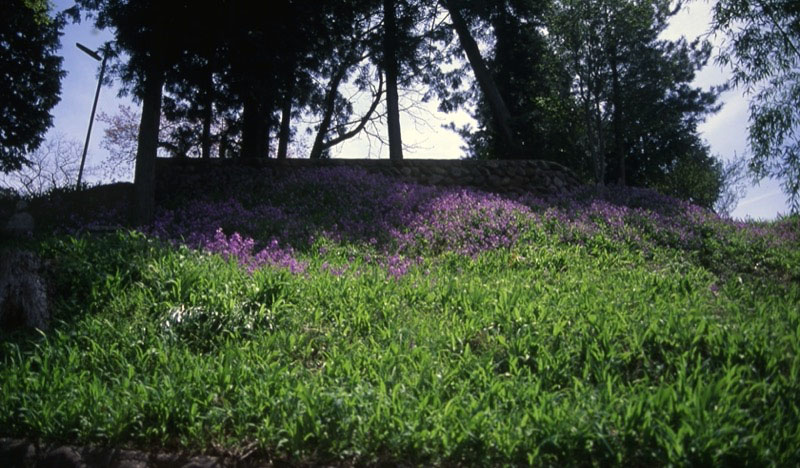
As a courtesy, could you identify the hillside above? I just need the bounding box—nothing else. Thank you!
[1,167,799,465]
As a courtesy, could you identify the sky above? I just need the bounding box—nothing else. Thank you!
[35,0,793,220]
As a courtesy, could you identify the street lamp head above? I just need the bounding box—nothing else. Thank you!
[76,42,102,61]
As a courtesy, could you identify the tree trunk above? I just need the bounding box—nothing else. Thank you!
[133,64,164,225]
[442,0,522,158]
[310,64,349,159]
[277,68,295,160]
[201,67,213,159]
[321,73,384,151]
[578,72,604,185]
[609,45,625,185]
[593,89,606,184]
[263,91,273,158]
[219,133,228,159]
[241,95,269,159]
[384,0,403,160]
[241,97,257,158]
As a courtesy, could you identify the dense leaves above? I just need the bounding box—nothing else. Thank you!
[65,0,790,212]
[0,0,65,172]
[484,0,724,204]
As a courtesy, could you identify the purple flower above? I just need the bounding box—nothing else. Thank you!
[63,165,796,280]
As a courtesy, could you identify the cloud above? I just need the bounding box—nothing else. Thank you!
[737,190,783,208]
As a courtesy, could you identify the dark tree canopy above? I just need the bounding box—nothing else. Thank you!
[71,0,738,211]
[448,0,576,161]
[0,0,65,172]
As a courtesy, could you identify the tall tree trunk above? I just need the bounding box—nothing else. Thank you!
[263,91,273,158]
[609,46,625,185]
[277,68,295,160]
[310,63,350,159]
[442,0,522,158]
[578,71,604,185]
[593,90,606,184]
[133,64,164,225]
[241,97,257,158]
[219,132,228,159]
[384,0,403,160]
[201,66,213,159]
[241,94,269,159]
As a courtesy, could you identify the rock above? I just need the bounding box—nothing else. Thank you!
[114,460,148,468]
[429,165,446,176]
[37,446,84,468]
[0,250,49,331]
[427,175,444,186]
[0,439,35,467]
[154,158,584,199]
[180,458,224,468]
[4,211,34,237]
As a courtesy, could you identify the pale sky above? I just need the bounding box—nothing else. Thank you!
[36,0,793,220]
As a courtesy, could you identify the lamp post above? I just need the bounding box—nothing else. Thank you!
[76,42,108,190]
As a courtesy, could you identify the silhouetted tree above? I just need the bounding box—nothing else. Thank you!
[0,0,65,172]
[74,0,197,223]
[448,0,576,162]
[439,0,524,157]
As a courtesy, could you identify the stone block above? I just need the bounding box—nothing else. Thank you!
[0,250,49,331]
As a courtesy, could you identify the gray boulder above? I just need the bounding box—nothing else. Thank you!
[0,250,49,331]
[3,200,34,237]
[4,212,34,237]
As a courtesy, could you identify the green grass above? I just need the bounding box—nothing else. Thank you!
[1,222,799,465]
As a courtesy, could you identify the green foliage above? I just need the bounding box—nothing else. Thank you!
[545,0,723,194]
[652,144,724,209]
[0,0,65,172]
[711,0,800,212]
[454,0,579,163]
[1,213,799,464]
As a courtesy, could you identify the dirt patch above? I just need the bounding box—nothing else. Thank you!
[1,438,235,468]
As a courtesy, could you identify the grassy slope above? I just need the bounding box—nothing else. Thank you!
[1,172,799,465]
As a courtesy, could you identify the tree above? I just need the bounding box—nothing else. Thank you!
[96,105,181,179]
[651,142,725,209]
[547,0,722,195]
[0,0,65,172]
[447,0,577,162]
[310,66,385,159]
[0,133,90,196]
[714,153,749,216]
[440,0,523,157]
[308,4,388,159]
[711,0,800,212]
[74,0,196,223]
[383,0,405,159]
[96,105,139,179]
[548,0,609,180]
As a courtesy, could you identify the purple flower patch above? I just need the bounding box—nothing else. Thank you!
[202,228,307,274]
[64,166,797,279]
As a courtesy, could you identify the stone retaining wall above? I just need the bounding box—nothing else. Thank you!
[156,158,581,196]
